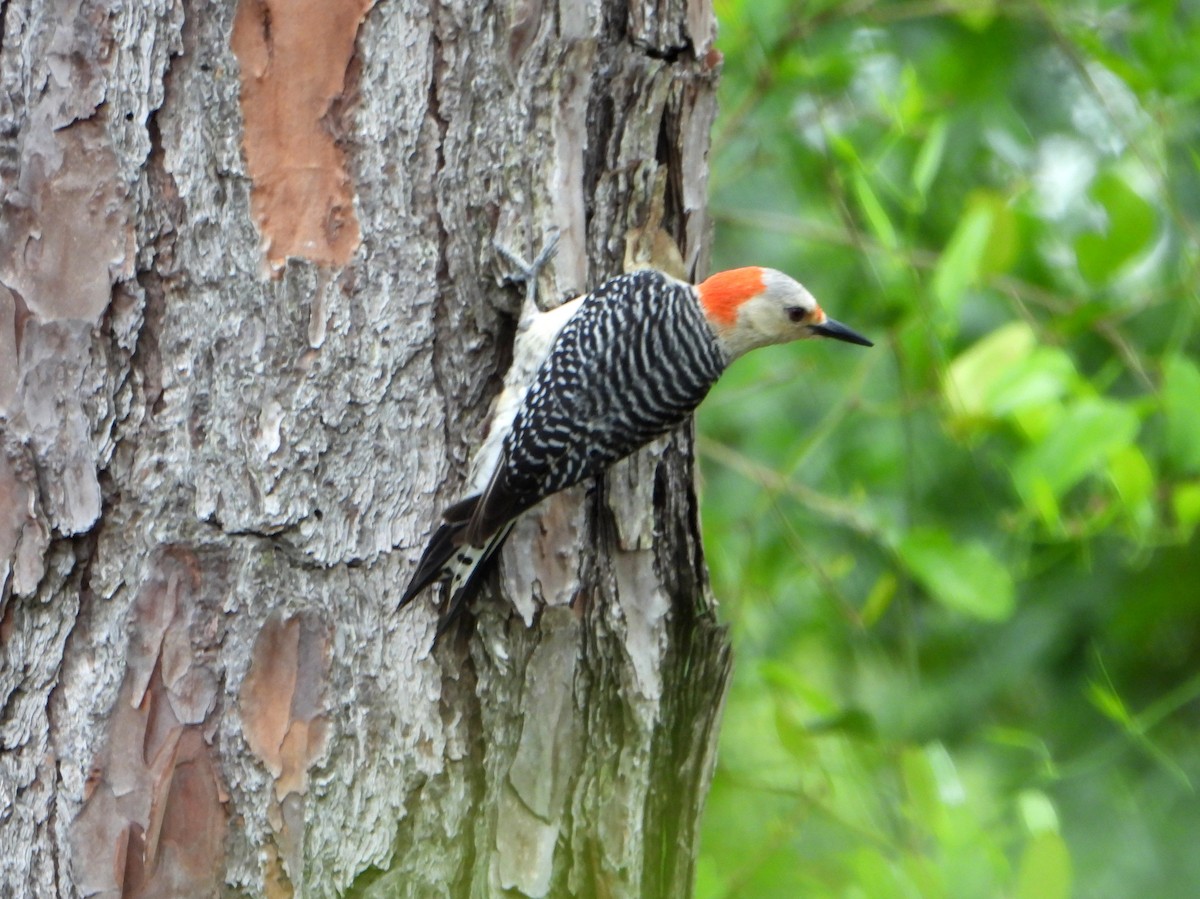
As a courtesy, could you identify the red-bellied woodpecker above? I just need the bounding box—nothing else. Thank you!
[400,256,872,634]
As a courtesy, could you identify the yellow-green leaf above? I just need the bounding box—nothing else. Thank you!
[897,528,1015,621]
[945,321,1036,419]
[1074,171,1156,284]
[853,170,898,250]
[1013,399,1140,501]
[932,202,993,318]
[1162,354,1200,474]
[1015,832,1072,899]
[912,117,949,200]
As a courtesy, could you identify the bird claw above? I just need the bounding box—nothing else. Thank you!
[493,228,561,310]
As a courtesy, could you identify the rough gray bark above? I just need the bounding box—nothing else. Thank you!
[0,0,731,896]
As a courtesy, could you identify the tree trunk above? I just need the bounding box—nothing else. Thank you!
[0,0,730,895]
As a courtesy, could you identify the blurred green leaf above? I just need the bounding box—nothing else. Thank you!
[1075,171,1156,284]
[912,118,949,202]
[1015,832,1072,899]
[903,747,943,832]
[849,849,914,899]
[932,202,993,320]
[774,702,816,761]
[945,321,1036,419]
[1088,681,1134,728]
[925,742,965,806]
[972,190,1020,277]
[1172,481,1200,538]
[852,170,899,250]
[1013,399,1140,501]
[1108,444,1154,510]
[1161,354,1200,475]
[987,347,1076,417]
[988,728,1059,777]
[901,855,947,899]
[896,528,1016,621]
[897,65,927,129]
[1018,790,1061,834]
[761,660,839,716]
[860,571,898,626]
[948,0,997,31]
[1027,476,1063,531]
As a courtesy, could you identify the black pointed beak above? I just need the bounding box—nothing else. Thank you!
[809,318,874,347]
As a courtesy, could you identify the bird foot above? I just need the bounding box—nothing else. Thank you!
[493,228,560,311]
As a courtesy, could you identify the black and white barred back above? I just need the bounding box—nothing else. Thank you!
[464,269,729,544]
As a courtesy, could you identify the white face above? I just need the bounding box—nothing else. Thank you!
[729,269,826,357]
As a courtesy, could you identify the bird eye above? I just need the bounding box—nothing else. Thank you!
[786,306,807,323]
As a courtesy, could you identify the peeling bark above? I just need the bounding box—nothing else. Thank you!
[0,0,728,895]
[69,549,227,898]
[230,0,372,270]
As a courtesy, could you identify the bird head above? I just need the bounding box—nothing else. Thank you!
[697,267,873,360]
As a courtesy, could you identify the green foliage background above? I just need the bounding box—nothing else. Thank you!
[695,2,1200,896]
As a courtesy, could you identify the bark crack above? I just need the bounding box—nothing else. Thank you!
[426,20,455,490]
[50,762,62,896]
[45,535,94,898]
[639,41,692,63]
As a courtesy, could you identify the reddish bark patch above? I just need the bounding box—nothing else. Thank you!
[239,612,331,888]
[69,550,227,897]
[240,613,331,788]
[144,730,227,894]
[230,0,374,271]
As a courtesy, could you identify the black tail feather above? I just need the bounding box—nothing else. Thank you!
[401,495,518,639]
[398,520,460,610]
[398,494,482,611]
